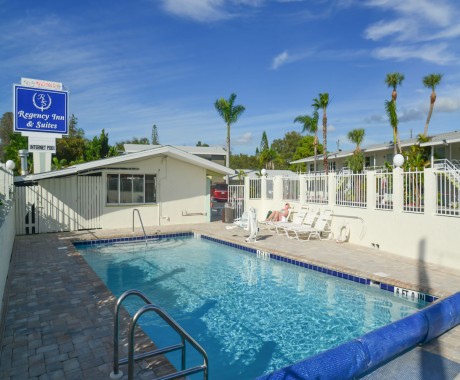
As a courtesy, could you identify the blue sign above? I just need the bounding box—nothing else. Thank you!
[14,85,68,135]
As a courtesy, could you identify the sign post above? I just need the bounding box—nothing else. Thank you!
[13,78,68,173]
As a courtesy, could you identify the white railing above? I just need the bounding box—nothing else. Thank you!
[0,166,14,226]
[336,173,367,208]
[282,177,300,201]
[249,178,262,199]
[375,172,393,210]
[266,178,273,199]
[304,173,328,204]
[403,171,424,214]
[435,171,460,217]
[228,185,244,220]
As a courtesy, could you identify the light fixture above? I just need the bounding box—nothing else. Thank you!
[261,168,267,177]
[5,160,15,171]
[393,154,404,168]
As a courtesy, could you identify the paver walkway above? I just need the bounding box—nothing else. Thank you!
[1,222,460,379]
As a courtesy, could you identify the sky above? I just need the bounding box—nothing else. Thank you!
[2,0,460,155]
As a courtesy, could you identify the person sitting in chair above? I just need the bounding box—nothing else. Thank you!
[266,203,290,222]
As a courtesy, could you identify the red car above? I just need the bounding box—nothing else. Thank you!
[211,183,228,202]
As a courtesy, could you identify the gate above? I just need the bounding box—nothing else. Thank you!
[228,185,244,220]
[15,175,102,234]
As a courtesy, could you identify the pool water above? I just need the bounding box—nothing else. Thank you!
[78,236,425,379]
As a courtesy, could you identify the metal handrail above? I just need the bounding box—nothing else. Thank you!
[132,208,148,247]
[110,289,208,380]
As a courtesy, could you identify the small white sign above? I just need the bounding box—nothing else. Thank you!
[21,77,63,91]
[28,136,56,153]
[394,287,426,303]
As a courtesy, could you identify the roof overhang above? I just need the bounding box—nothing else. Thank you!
[15,145,234,183]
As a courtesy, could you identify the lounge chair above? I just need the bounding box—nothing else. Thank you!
[259,207,293,231]
[273,208,309,235]
[286,209,333,240]
[283,208,319,238]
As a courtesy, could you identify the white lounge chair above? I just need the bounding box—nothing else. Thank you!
[284,208,319,238]
[259,207,293,231]
[286,209,333,240]
[274,208,309,235]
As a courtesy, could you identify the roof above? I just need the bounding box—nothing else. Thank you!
[290,130,460,164]
[124,144,226,156]
[229,169,296,179]
[15,145,234,183]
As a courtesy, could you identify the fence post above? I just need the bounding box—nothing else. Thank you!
[328,173,336,208]
[424,168,436,215]
[367,171,376,210]
[393,168,403,213]
[299,174,306,205]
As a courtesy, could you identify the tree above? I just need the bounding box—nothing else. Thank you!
[260,131,269,152]
[385,72,404,153]
[385,100,399,155]
[85,129,113,161]
[151,124,160,145]
[214,93,246,173]
[56,114,86,165]
[196,141,210,147]
[346,128,365,172]
[0,112,13,161]
[312,93,330,173]
[291,135,317,172]
[422,74,443,137]
[347,129,365,153]
[114,137,150,152]
[294,108,319,172]
[229,153,259,170]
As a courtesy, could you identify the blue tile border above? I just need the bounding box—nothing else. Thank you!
[72,232,193,247]
[72,232,438,303]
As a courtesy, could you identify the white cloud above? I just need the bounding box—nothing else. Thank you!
[364,19,416,41]
[234,132,253,145]
[271,51,290,69]
[161,0,229,22]
[372,43,457,65]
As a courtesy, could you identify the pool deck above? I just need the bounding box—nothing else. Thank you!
[1,222,460,379]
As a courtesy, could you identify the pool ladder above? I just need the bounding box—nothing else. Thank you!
[132,209,148,247]
[110,290,209,380]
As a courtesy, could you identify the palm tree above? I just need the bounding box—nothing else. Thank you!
[385,100,399,155]
[312,93,329,174]
[385,72,405,101]
[347,129,365,153]
[346,128,365,173]
[422,74,443,137]
[385,73,404,154]
[214,93,246,172]
[294,111,318,172]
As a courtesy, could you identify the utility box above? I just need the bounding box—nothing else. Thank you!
[223,203,234,223]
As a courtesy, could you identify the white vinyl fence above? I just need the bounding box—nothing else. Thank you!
[304,173,328,204]
[336,173,367,208]
[228,184,244,220]
[15,175,102,234]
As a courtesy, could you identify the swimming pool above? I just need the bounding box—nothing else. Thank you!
[77,234,427,379]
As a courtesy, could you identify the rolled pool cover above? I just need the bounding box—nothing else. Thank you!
[257,292,460,380]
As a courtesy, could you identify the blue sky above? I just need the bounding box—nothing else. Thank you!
[2,0,460,155]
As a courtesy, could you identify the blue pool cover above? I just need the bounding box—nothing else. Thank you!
[257,292,460,380]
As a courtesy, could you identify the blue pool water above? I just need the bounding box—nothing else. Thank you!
[77,236,426,379]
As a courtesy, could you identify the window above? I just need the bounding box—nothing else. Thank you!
[328,161,336,172]
[107,174,156,204]
[365,156,371,167]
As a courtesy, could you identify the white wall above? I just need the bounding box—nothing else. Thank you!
[246,170,460,270]
[0,204,15,318]
[100,156,211,229]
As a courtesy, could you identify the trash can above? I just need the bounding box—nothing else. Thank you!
[223,202,234,223]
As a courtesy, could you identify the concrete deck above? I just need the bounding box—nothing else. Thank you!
[1,222,460,379]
